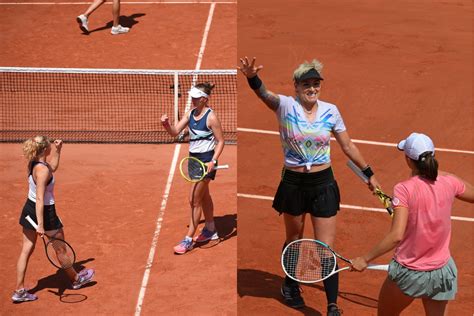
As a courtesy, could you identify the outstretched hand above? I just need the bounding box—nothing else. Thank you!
[238,56,263,78]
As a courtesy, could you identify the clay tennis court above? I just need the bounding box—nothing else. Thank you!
[0,0,236,315]
[237,0,473,315]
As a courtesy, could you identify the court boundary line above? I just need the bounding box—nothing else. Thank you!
[237,127,474,155]
[134,3,216,315]
[237,193,474,223]
[0,1,235,4]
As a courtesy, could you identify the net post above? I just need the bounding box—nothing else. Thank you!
[173,71,179,126]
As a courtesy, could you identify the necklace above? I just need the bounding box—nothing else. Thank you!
[302,107,314,114]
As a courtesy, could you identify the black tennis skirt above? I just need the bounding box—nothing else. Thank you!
[190,150,216,180]
[272,167,340,217]
[19,199,63,231]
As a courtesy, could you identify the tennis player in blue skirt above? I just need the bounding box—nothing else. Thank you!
[161,83,225,254]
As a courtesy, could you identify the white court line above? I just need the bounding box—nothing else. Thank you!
[0,1,235,4]
[237,127,474,155]
[237,193,474,222]
[134,3,216,315]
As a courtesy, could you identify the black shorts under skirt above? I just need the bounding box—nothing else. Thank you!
[19,199,63,231]
[190,150,216,180]
[272,167,341,217]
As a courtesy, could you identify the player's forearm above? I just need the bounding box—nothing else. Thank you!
[254,83,280,111]
[212,140,225,161]
[363,232,400,263]
[162,124,178,137]
[35,200,45,227]
[344,143,369,170]
[48,152,61,172]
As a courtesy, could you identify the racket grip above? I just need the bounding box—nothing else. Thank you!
[213,164,229,170]
[347,160,369,183]
[367,264,389,271]
[25,215,39,229]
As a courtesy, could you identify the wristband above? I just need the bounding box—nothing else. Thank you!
[362,165,374,179]
[247,75,262,90]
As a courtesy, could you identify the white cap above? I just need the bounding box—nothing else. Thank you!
[189,87,209,99]
[397,132,435,161]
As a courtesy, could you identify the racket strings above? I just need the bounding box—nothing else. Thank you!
[185,159,205,181]
[283,240,336,282]
[47,239,75,269]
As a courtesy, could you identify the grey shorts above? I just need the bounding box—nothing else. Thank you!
[388,258,457,301]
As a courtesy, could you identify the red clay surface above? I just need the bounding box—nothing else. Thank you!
[0,2,236,315]
[0,2,235,69]
[238,0,473,315]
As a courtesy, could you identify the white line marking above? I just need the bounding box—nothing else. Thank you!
[134,144,181,316]
[237,193,474,222]
[0,1,235,5]
[134,4,215,315]
[194,3,215,72]
[237,127,474,155]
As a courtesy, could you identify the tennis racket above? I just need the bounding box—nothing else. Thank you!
[346,160,394,216]
[25,215,76,270]
[281,239,388,283]
[179,156,229,183]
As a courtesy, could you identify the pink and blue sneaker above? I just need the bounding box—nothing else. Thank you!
[174,238,193,254]
[195,227,219,243]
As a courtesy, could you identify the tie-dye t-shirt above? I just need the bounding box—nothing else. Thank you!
[276,95,346,169]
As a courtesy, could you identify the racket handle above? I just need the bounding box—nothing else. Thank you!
[367,264,389,271]
[347,160,369,184]
[25,215,39,229]
[213,164,229,170]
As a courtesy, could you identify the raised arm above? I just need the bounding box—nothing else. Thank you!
[48,139,62,172]
[238,56,280,112]
[161,112,190,138]
[333,130,381,191]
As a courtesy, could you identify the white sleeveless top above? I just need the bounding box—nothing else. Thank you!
[276,95,346,169]
[28,162,55,205]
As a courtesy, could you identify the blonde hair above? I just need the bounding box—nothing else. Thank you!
[293,59,324,82]
[22,136,51,162]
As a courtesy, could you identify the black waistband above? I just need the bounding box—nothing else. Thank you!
[282,166,335,186]
[189,150,215,162]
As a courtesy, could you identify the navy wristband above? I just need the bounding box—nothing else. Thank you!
[247,75,262,90]
[362,166,374,179]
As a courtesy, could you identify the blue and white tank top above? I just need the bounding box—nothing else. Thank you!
[28,161,55,205]
[188,108,216,153]
[276,95,346,169]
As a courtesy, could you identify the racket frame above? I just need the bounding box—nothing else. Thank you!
[346,160,394,216]
[281,239,388,283]
[179,156,229,183]
[25,215,76,269]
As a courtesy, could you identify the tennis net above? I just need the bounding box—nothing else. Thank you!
[0,67,237,144]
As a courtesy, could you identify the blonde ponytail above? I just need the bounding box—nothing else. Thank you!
[22,136,51,162]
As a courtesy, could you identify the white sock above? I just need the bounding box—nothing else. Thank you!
[184,236,193,242]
